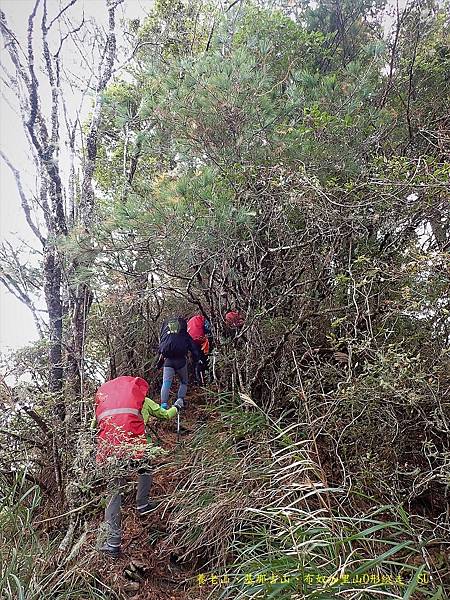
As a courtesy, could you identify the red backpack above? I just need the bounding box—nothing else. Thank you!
[187,315,206,344]
[225,311,244,328]
[95,376,148,462]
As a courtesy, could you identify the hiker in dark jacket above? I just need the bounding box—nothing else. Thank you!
[156,316,200,409]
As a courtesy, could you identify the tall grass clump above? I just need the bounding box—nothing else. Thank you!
[0,471,116,600]
[164,394,447,600]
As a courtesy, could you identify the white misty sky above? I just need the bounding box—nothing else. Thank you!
[0,0,151,353]
[0,0,404,354]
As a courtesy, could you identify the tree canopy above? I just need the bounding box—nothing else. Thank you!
[0,1,449,598]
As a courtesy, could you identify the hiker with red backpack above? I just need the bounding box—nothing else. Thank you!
[225,310,245,330]
[224,309,245,339]
[156,316,200,409]
[187,314,212,383]
[93,375,183,558]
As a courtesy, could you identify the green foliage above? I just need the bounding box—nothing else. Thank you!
[305,0,387,67]
[3,1,449,597]
[165,394,445,599]
[234,5,331,79]
[0,472,117,599]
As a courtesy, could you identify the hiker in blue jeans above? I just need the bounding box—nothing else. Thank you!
[156,316,200,409]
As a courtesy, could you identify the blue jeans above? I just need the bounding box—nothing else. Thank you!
[160,365,188,404]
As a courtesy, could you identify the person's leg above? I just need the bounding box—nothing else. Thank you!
[160,366,175,406]
[176,364,188,400]
[193,363,200,384]
[194,347,205,383]
[136,465,153,510]
[175,364,192,433]
[199,348,209,383]
[102,476,124,553]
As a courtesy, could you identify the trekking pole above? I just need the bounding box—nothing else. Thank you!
[211,349,217,382]
[177,410,181,443]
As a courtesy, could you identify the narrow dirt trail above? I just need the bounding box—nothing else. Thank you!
[93,390,212,599]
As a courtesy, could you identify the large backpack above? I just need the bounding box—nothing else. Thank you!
[187,315,207,343]
[159,317,189,358]
[95,376,148,463]
[225,311,244,328]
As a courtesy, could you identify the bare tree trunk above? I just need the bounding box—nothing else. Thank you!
[1,6,66,408]
[43,247,64,400]
[66,0,122,404]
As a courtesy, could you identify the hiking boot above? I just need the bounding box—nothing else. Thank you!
[136,500,158,516]
[99,542,121,558]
